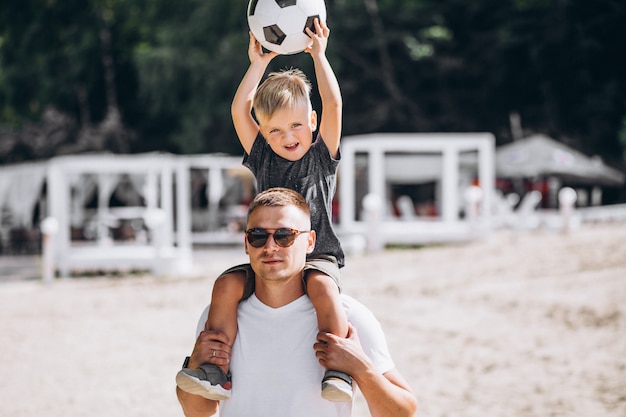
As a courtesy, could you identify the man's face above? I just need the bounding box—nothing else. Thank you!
[258,104,317,162]
[245,205,315,286]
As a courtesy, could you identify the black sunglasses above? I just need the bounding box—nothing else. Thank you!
[245,227,310,248]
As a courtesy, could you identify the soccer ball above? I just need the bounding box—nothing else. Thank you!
[247,0,327,55]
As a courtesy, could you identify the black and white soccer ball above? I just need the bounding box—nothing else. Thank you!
[247,0,327,55]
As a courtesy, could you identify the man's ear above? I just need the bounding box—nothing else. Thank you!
[306,230,316,254]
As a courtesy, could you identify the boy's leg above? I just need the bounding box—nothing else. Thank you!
[205,271,247,373]
[306,271,348,337]
[306,270,353,402]
[176,268,248,401]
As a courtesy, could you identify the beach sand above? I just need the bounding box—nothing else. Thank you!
[0,222,625,417]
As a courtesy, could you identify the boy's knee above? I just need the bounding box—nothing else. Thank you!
[306,271,339,296]
[214,271,247,297]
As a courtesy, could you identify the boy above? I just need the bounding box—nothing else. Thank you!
[176,18,351,402]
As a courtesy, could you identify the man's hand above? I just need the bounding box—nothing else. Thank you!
[187,329,232,370]
[314,323,372,376]
[315,324,418,417]
[177,330,231,417]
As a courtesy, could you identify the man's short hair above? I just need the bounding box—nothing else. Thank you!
[247,187,310,218]
[253,68,312,121]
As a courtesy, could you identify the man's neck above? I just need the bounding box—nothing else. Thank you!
[254,276,306,308]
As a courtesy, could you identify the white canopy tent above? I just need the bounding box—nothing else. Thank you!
[338,132,496,247]
[45,153,193,278]
[0,161,47,229]
[0,152,253,278]
[496,134,624,186]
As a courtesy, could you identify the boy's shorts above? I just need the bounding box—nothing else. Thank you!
[218,255,341,301]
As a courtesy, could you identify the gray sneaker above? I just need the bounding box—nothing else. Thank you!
[176,363,232,401]
[321,370,353,402]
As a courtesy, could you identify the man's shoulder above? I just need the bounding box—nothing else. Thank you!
[340,293,394,372]
[339,293,358,306]
[340,294,376,321]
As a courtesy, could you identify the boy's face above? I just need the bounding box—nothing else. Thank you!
[258,104,317,161]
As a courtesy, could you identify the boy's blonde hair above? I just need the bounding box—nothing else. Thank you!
[253,68,312,121]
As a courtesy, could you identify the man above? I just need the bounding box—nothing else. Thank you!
[176,187,418,417]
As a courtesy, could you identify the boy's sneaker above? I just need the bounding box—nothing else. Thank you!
[321,370,353,402]
[176,363,232,401]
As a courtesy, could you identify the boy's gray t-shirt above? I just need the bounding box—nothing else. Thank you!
[243,133,345,267]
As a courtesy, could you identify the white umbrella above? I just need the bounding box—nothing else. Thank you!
[496,134,624,186]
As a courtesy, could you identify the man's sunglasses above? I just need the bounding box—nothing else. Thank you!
[245,227,310,248]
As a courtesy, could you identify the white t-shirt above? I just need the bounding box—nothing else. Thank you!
[195,294,394,417]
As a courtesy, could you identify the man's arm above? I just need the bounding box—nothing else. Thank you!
[231,33,278,155]
[176,387,218,417]
[176,330,232,417]
[351,366,417,417]
[315,324,418,417]
[305,19,342,159]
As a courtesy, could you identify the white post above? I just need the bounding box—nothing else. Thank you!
[477,135,495,229]
[558,187,577,234]
[175,161,192,275]
[441,146,459,222]
[368,148,385,201]
[144,208,166,276]
[339,144,356,229]
[464,185,483,236]
[160,163,174,248]
[362,193,384,253]
[47,162,70,278]
[40,217,59,285]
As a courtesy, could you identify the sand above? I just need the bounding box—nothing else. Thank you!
[0,222,625,417]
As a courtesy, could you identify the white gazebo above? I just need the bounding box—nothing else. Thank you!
[184,154,255,245]
[1,152,257,279]
[337,133,495,248]
[46,153,192,277]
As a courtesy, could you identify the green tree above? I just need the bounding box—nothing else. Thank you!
[131,0,250,154]
[0,0,138,160]
[1,0,625,188]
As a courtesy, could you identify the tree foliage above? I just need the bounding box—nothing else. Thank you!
[1,0,625,176]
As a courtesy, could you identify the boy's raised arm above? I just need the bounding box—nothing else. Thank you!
[231,33,278,155]
[306,19,342,159]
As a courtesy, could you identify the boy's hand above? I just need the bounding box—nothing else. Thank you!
[248,32,278,65]
[305,18,330,57]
